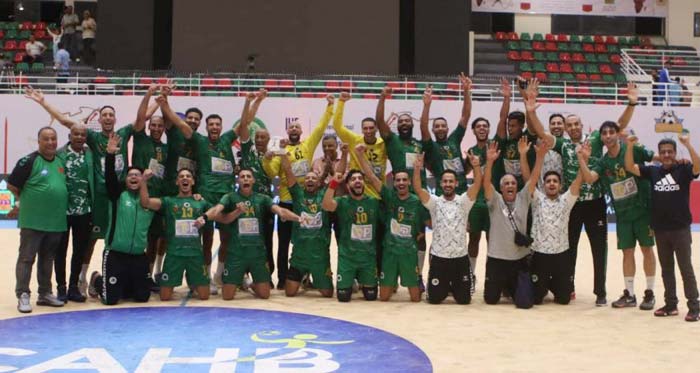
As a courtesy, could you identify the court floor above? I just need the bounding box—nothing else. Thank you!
[1,227,699,372]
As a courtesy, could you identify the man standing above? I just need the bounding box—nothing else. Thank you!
[8,127,68,313]
[264,96,334,289]
[55,124,94,303]
[80,10,97,66]
[88,134,153,305]
[322,170,381,302]
[624,133,700,321]
[413,153,482,305]
[60,5,80,60]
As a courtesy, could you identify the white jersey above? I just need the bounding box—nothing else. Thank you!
[424,193,476,258]
[531,189,577,254]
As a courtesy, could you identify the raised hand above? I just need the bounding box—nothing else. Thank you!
[326,94,335,106]
[155,94,168,107]
[340,143,349,153]
[468,150,480,168]
[333,172,344,183]
[142,169,154,181]
[517,136,531,155]
[255,88,268,101]
[627,82,639,105]
[147,83,159,96]
[107,133,121,154]
[679,130,690,146]
[245,91,256,103]
[459,72,472,93]
[339,91,351,102]
[422,87,433,105]
[625,131,638,145]
[576,141,591,161]
[24,86,44,104]
[486,141,500,162]
[414,153,424,170]
[161,79,176,96]
[500,77,511,98]
[381,86,393,98]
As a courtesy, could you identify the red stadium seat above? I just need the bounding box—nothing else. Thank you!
[33,30,46,39]
[325,81,341,90]
[545,42,557,52]
[216,78,232,89]
[93,76,109,84]
[572,53,585,63]
[172,90,186,96]
[595,44,607,53]
[34,22,46,30]
[495,32,507,41]
[0,30,4,39]
[599,64,613,74]
[546,63,560,73]
[560,63,573,73]
[156,77,169,85]
[605,36,617,44]
[14,52,25,63]
[139,77,153,86]
[507,51,521,61]
[264,79,279,89]
[520,71,533,80]
[520,51,534,61]
[583,44,594,53]
[18,40,28,51]
[507,32,519,40]
[532,41,545,51]
[589,74,602,81]
[594,35,604,44]
[279,80,295,89]
[20,22,33,30]
[559,52,571,62]
[201,77,216,87]
[545,34,555,41]
[556,34,568,42]
[575,73,588,81]
[610,54,621,64]
[535,72,547,82]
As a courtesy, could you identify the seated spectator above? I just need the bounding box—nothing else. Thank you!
[25,35,46,63]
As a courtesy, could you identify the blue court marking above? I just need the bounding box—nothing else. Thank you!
[0,307,432,372]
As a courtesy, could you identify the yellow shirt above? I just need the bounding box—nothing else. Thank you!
[264,105,333,201]
[333,100,387,198]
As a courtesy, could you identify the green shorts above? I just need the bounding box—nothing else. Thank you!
[201,191,226,230]
[223,254,271,285]
[380,250,419,288]
[289,259,334,290]
[468,203,490,234]
[336,251,377,289]
[160,254,209,287]
[90,190,109,240]
[616,212,655,250]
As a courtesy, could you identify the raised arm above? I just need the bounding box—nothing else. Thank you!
[522,79,556,146]
[617,83,638,131]
[577,142,599,184]
[624,135,642,177]
[24,87,79,129]
[483,141,500,201]
[354,144,382,192]
[496,78,511,139]
[322,173,343,212]
[134,84,158,133]
[333,92,359,143]
[240,89,267,142]
[569,169,583,197]
[305,95,335,151]
[105,133,123,201]
[420,87,433,141]
[466,151,482,201]
[139,169,162,211]
[518,137,533,182]
[457,72,472,129]
[679,131,700,175]
[412,153,431,204]
[376,87,393,139]
[528,138,549,195]
[238,91,257,142]
[336,143,349,177]
[157,95,193,139]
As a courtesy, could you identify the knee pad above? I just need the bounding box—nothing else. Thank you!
[337,288,352,302]
[362,286,378,301]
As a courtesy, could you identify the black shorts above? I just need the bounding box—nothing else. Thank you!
[99,250,151,305]
[427,254,471,304]
[484,256,530,305]
[531,251,573,305]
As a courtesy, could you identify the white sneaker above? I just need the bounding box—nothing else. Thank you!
[36,293,64,307]
[78,277,88,297]
[17,293,31,313]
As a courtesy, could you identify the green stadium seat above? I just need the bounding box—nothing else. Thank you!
[520,41,532,50]
[30,62,44,72]
[557,43,569,52]
[561,73,575,81]
[520,32,532,41]
[569,35,581,43]
[6,22,19,30]
[615,74,627,83]
[15,62,29,72]
[586,64,600,74]
[573,64,586,73]
[585,53,597,63]
[602,74,615,83]
[533,33,544,41]
[546,52,559,62]
[519,62,533,72]
[18,30,31,39]
[5,29,17,39]
[582,35,594,43]
[534,51,546,61]
[0,22,6,30]
[533,62,546,72]
[607,45,620,53]
[547,73,561,81]
[570,43,582,52]
[597,54,610,63]
[617,36,628,45]
[507,41,519,50]
[630,36,640,45]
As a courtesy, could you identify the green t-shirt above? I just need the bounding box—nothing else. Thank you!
[591,142,654,220]
[334,195,381,255]
[195,131,238,195]
[423,125,467,195]
[290,184,331,258]
[384,132,426,188]
[86,126,133,189]
[467,143,488,206]
[380,186,426,255]
[63,147,91,216]
[240,139,272,196]
[493,130,536,191]
[220,191,272,256]
[160,196,211,256]
[553,131,603,201]
[165,126,198,196]
[133,128,168,197]
[8,153,68,232]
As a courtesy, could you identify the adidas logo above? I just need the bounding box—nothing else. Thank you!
[654,174,680,192]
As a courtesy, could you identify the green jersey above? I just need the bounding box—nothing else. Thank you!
[86,126,133,187]
[57,144,94,216]
[165,125,198,196]
[220,191,272,256]
[553,131,603,201]
[384,132,426,188]
[160,196,211,256]
[132,128,168,197]
[240,139,272,196]
[493,130,536,190]
[290,184,331,259]
[380,186,426,255]
[195,131,237,195]
[467,143,488,206]
[423,125,467,195]
[8,152,68,232]
[334,195,381,255]
[591,142,654,220]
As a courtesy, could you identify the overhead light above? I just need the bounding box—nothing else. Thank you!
[18,2,24,11]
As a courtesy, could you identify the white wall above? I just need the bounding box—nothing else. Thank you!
[514,14,551,35]
[666,0,700,50]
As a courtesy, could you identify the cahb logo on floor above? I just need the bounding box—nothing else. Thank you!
[0,307,431,372]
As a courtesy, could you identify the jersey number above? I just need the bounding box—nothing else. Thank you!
[181,207,194,218]
[355,212,368,224]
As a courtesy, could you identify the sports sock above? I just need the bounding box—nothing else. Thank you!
[154,254,164,275]
[645,276,655,291]
[624,277,635,296]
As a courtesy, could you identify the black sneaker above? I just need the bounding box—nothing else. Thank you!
[685,309,700,322]
[653,304,679,317]
[276,281,286,291]
[639,289,656,310]
[67,288,86,303]
[595,296,607,307]
[611,290,637,308]
[57,287,67,303]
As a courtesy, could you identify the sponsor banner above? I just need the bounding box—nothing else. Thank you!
[472,0,668,17]
[0,307,432,372]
